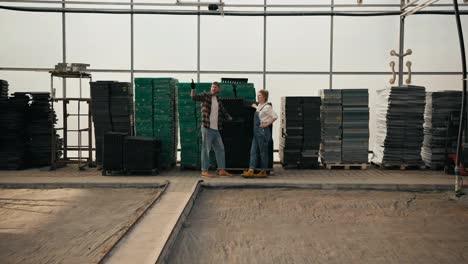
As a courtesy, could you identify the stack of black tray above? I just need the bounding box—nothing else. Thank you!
[0,79,8,103]
[0,93,29,169]
[372,86,426,165]
[28,92,57,167]
[0,87,61,169]
[422,91,462,168]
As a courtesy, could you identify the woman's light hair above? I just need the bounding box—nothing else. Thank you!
[258,89,269,101]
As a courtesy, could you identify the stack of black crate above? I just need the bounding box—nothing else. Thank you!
[110,82,134,135]
[90,81,112,165]
[280,97,304,167]
[103,132,128,172]
[0,80,7,101]
[124,136,161,174]
[102,133,161,175]
[90,81,133,166]
[301,97,321,168]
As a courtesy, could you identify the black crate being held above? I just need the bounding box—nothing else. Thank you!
[90,81,134,166]
[220,98,258,169]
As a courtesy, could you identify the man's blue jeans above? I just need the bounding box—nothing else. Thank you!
[201,127,226,171]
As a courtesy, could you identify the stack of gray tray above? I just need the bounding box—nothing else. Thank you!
[342,89,369,163]
[319,90,342,164]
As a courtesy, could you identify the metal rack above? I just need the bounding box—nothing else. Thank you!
[50,70,93,170]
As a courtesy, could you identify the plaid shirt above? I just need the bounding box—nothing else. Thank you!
[191,92,231,130]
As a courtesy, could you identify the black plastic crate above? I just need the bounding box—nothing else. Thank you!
[103,132,128,171]
[124,136,161,172]
[221,78,248,84]
[110,82,133,96]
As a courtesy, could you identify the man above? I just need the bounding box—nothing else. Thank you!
[191,80,232,177]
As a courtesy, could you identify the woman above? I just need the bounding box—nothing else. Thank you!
[242,90,278,178]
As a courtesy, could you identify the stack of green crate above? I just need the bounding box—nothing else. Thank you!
[196,83,212,94]
[135,77,178,169]
[218,83,235,98]
[153,78,178,168]
[235,83,256,102]
[177,83,200,168]
[135,78,153,137]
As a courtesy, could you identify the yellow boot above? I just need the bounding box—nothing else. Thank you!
[254,170,268,178]
[218,169,233,177]
[201,170,214,178]
[241,169,255,178]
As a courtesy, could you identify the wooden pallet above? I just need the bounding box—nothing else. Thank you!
[225,168,275,175]
[158,163,176,171]
[324,163,368,170]
[101,169,159,176]
[281,162,320,170]
[426,165,445,171]
[101,169,125,176]
[180,164,201,171]
[126,169,159,175]
[373,163,426,170]
[282,164,301,170]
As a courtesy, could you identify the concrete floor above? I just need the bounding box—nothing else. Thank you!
[0,165,459,188]
[0,165,466,264]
